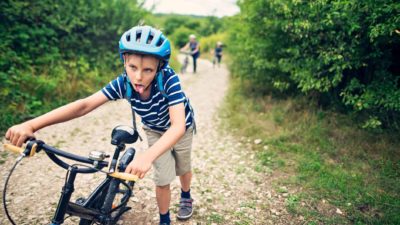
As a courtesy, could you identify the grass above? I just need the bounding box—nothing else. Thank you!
[208,212,225,223]
[221,78,400,225]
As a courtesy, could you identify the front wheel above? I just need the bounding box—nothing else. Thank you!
[79,179,133,225]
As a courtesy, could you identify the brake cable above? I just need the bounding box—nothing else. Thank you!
[2,157,133,224]
[3,157,25,225]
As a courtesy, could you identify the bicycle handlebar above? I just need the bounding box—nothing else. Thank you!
[3,144,24,154]
[3,141,138,182]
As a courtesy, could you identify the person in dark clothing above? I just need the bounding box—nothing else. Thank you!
[213,41,223,68]
[181,34,200,73]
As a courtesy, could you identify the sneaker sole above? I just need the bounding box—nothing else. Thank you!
[176,205,194,220]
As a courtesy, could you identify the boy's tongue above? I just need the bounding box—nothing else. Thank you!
[135,84,145,94]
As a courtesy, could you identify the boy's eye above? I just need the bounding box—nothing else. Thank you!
[144,69,153,73]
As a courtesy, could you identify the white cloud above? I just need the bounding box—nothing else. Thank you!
[143,0,240,17]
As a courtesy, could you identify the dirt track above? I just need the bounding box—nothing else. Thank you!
[1,57,296,224]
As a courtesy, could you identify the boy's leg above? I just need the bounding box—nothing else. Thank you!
[192,56,197,73]
[173,126,194,220]
[156,184,171,214]
[179,171,192,192]
[144,127,176,224]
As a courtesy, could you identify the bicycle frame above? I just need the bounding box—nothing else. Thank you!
[51,168,129,224]
[3,128,139,225]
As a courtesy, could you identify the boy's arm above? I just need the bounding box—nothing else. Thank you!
[6,91,108,146]
[192,43,200,54]
[180,43,189,51]
[125,102,186,179]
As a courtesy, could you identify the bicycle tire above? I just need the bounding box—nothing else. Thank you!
[79,179,115,225]
[78,189,109,225]
[79,179,131,225]
[79,148,136,225]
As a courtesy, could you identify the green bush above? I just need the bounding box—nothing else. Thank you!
[170,26,196,48]
[0,0,145,132]
[227,0,400,128]
[199,32,227,54]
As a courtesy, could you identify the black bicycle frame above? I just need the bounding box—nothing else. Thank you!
[51,171,119,224]
[40,142,125,225]
[52,165,79,224]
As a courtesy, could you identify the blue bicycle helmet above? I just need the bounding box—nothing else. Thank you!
[119,26,171,67]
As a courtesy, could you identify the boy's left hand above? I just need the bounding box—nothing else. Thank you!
[125,153,152,179]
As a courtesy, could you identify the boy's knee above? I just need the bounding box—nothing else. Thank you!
[157,184,170,190]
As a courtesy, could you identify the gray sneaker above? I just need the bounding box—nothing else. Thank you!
[177,197,194,220]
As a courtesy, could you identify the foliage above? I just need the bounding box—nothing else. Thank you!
[170,26,196,48]
[222,77,400,224]
[168,42,181,71]
[227,0,400,128]
[199,32,228,54]
[146,13,226,47]
[0,0,145,132]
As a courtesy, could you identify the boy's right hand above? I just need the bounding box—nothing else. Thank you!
[5,123,35,147]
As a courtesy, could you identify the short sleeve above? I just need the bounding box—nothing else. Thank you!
[101,75,126,100]
[163,70,185,106]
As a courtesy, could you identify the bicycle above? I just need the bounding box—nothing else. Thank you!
[180,50,192,74]
[3,125,140,225]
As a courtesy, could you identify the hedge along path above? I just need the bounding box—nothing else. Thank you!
[0,57,299,225]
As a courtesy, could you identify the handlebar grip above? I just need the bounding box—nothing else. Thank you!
[109,172,139,182]
[3,144,24,154]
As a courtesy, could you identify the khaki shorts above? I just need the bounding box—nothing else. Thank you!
[143,126,193,186]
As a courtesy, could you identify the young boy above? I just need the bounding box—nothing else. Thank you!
[5,25,195,225]
[213,41,223,68]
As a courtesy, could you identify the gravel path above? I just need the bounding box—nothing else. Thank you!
[0,58,296,224]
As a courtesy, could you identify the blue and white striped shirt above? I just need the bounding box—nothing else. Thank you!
[101,66,194,131]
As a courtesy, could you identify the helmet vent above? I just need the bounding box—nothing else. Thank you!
[126,34,131,42]
[156,37,164,47]
[147,33,154,44]
[136,31,142,42]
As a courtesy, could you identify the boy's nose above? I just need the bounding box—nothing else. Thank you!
[135,71,142,80]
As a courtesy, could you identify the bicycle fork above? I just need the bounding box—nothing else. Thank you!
[51,166,78,225]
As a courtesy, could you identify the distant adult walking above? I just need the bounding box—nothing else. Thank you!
[213,41,223,68]
[181,34,200,74]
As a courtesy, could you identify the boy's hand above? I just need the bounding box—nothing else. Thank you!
[125,153,152,179]
[5,123,35,147]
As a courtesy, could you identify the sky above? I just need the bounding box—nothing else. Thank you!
[142,0,240,17]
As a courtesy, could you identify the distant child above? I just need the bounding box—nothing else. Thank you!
[5,26,196,225]
[213,41,223,68]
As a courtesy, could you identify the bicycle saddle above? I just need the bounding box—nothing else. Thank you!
[111,125,139,146]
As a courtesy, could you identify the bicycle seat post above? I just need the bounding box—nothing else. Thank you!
[52,165,79,225]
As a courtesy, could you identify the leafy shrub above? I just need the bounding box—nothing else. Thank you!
[199,32,227,54]
[0,0,145,132]
[170,26,196,48]
[227,0,400,128]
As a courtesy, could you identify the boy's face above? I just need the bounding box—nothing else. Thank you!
[124,54,159,94]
